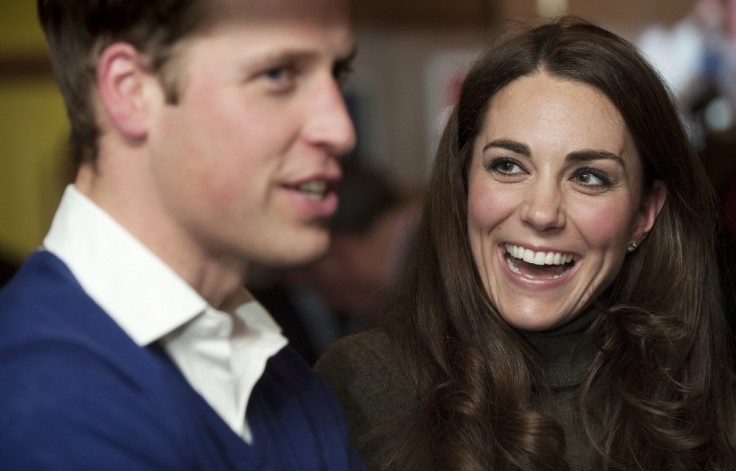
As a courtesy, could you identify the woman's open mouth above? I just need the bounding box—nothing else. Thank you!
[503,243,577,280]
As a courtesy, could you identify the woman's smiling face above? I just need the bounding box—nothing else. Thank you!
[467,72,664,331]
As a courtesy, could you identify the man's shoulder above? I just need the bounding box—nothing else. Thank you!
[0,338,191,469]
[0,250,137,354]
[0,250,85,319]
[0,252,195,469]
[0,251,168,400]
[0,250,180,418]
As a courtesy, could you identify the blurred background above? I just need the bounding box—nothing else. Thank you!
[2,0,736,363]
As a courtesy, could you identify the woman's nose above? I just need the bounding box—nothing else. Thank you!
[519,182,566,231]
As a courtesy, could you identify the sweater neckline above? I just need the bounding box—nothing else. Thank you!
[521,308,599,389]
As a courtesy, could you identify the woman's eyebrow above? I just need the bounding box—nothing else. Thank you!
[566,150,626,168]
[482,139,530,157]
[482,140,627,169]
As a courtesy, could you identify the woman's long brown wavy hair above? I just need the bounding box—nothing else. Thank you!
[384,17,736,470]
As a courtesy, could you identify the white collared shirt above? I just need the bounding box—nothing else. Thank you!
[43,185,287,443]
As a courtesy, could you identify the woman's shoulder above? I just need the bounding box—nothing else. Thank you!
[314,328,416,448]
[315,328,407,392]
[318,328,392,361]
[316,328,416,469]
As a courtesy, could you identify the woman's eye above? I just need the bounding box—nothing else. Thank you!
[488,158,526,175]
[573,168,611,188]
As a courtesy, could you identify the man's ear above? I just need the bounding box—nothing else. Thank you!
[630,180,667,245]
[96,43,155,141]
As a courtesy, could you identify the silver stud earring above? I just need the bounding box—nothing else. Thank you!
[626,241,638,253]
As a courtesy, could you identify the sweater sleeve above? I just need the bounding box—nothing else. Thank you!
[314,329,416,471]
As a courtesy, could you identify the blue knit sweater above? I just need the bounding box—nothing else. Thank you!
[0,251,364,470]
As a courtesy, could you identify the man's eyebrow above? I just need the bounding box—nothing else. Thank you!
[247,44,357,71]
[253,49,318,65]
[482,139,531,157]
[337,43,357,64]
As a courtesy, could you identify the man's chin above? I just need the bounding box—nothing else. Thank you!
[260,237,330,269]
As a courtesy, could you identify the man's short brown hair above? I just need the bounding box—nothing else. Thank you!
[37,0,222,168]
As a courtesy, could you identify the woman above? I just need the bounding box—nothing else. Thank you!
[315,17,736,470]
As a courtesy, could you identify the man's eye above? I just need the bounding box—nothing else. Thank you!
[333,63,353,88]
[264,67,289,82]
[265,68,284,80]
[261,66,297,91]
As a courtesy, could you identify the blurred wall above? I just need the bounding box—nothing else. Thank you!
[348,0,698,193]
[0,0,68,265]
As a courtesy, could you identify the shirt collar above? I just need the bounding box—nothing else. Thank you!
[43,184,208,346]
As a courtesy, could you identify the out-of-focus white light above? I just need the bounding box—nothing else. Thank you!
[704,96,735,133]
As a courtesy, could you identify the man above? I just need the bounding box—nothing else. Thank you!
[0,0,363,469]
[252,159,420,364]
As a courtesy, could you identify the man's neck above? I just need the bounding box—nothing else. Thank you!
[75,163,248,310]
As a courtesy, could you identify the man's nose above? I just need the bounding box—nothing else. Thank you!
[303,76,356,157]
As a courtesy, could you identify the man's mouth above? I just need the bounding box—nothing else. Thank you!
[289,180,330,201]
[503,243,576,279]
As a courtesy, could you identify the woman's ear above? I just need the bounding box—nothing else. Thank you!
[96,43,155,141]
[630,180,667,244]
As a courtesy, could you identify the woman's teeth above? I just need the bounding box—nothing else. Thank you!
[504,244,575,279]
[298,180,327,201]
[505,244,574,265]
